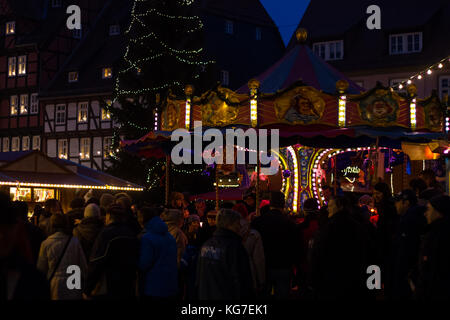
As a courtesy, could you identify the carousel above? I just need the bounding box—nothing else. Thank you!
[121,29,449,214]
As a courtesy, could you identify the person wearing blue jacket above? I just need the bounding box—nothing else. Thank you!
[138,207,178,300]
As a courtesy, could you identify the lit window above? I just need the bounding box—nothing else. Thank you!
[2,138,10,152]
[30,93,38,114]
[103,137,112,158]
[11,137,20,152]
[56,105,66,124]
[10,95,18,115]
[33,188,55,202]
[256,27,261,40]
[220,70,229,86]
[78,102,88,122]
[80,137,90,160]
[389,32,422,55]
[6,21,15,35]
[313,40,344,61]
[109,25,120,36]
[102,67,112,79]
[101,107,111,120]
[22,136,30,151]
[439,76,450,101]
[18,55,26,75]
[20,94,29,114]
[52,0,62,8]
[68,71,78,83]
[10,187,31,202]
[32,136,40,150]
[225,20,233,34]
[8,57,16,77]
[58,139,68,159]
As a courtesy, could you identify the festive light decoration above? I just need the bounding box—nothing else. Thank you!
[410,98,417,129]
[0,181,143,191]
[445,116,449,132]
[338,95,346,127]
[287,146,299,213]
[391,54,450,90]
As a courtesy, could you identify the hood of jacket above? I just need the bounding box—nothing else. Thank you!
[145,216,169,235]
[75,217,104,241]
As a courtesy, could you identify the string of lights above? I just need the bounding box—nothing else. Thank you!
[391,55,450,91]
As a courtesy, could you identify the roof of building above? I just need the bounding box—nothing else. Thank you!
[0,151,143,190]
[40,0,131,98]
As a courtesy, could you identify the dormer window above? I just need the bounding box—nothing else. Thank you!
[389,32,422,55]
[6,21,15,35]
[102,67,112,79]
[109,25,120,36]
[68,71,78,83]
[52,0,62,8]
[313,40,343,61]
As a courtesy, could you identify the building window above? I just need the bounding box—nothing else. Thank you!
[11,137,20,152]
[30,93,38,114]
[19,94,29,114]
[8,57,16,77]
[68,71,78,83]
[313,41,343,61]
[58,139,68,159]
[73,27,82,39]
[52,0,62,8]
[78,102,88,123]
[18,55,26,75]
[10,95,18,115]
[101,108,111,120]
[389,32,422,55]
[6,21,15,35]
[102,67,112,79]
[80,137,90,160]
[256,27,261,40]
[103,137,112,158]
[32,136,41,150]
[225,20,233,34]
[2,138,10,152]
[439,76,450,100]
[109,25,120,35]
[220,70,229,86]
[56,105,66,124]
[22,136,30,151]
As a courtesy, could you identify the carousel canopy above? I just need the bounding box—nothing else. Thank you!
[236,40,364,94]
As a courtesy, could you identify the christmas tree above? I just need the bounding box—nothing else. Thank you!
[106,0,214,196]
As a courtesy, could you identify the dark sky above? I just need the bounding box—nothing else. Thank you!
[260,0,310,46]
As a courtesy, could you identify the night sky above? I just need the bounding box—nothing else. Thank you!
[260,0,311,46]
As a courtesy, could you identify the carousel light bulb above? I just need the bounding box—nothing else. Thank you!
[438,63,443,69]
[418,75,422,79]
[427,69,432,75]
[407,80,412,84]
[398,84,403,89]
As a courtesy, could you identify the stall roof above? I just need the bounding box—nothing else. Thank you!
[0,151,143,191]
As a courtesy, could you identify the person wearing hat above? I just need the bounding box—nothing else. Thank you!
[160,209,187,267]
[389,189,426,299]
[416,195,450,300]
[73,203,104,259]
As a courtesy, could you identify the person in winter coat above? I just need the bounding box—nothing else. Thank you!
[310,196,370,300]
[389,189,426,299]
[416,195,450,300]
[38,199,63,237]
[240,218,265,295]
[83,205,139,300]
[161,209,188,267]
[251,191,299,299]
[138,207,178,299]
[66,198,85,227]
[1,192,50,300]
[37,214,87,300]
[73,203,104,259]
[196,209,254,300]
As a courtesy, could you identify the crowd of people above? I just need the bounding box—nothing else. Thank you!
[1,169,449,301]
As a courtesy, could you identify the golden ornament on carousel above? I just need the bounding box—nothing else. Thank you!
[295,28,308,43]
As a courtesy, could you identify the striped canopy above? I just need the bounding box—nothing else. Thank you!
[237,44,364,94]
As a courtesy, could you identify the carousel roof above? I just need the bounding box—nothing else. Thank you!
[237,36,364,94]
